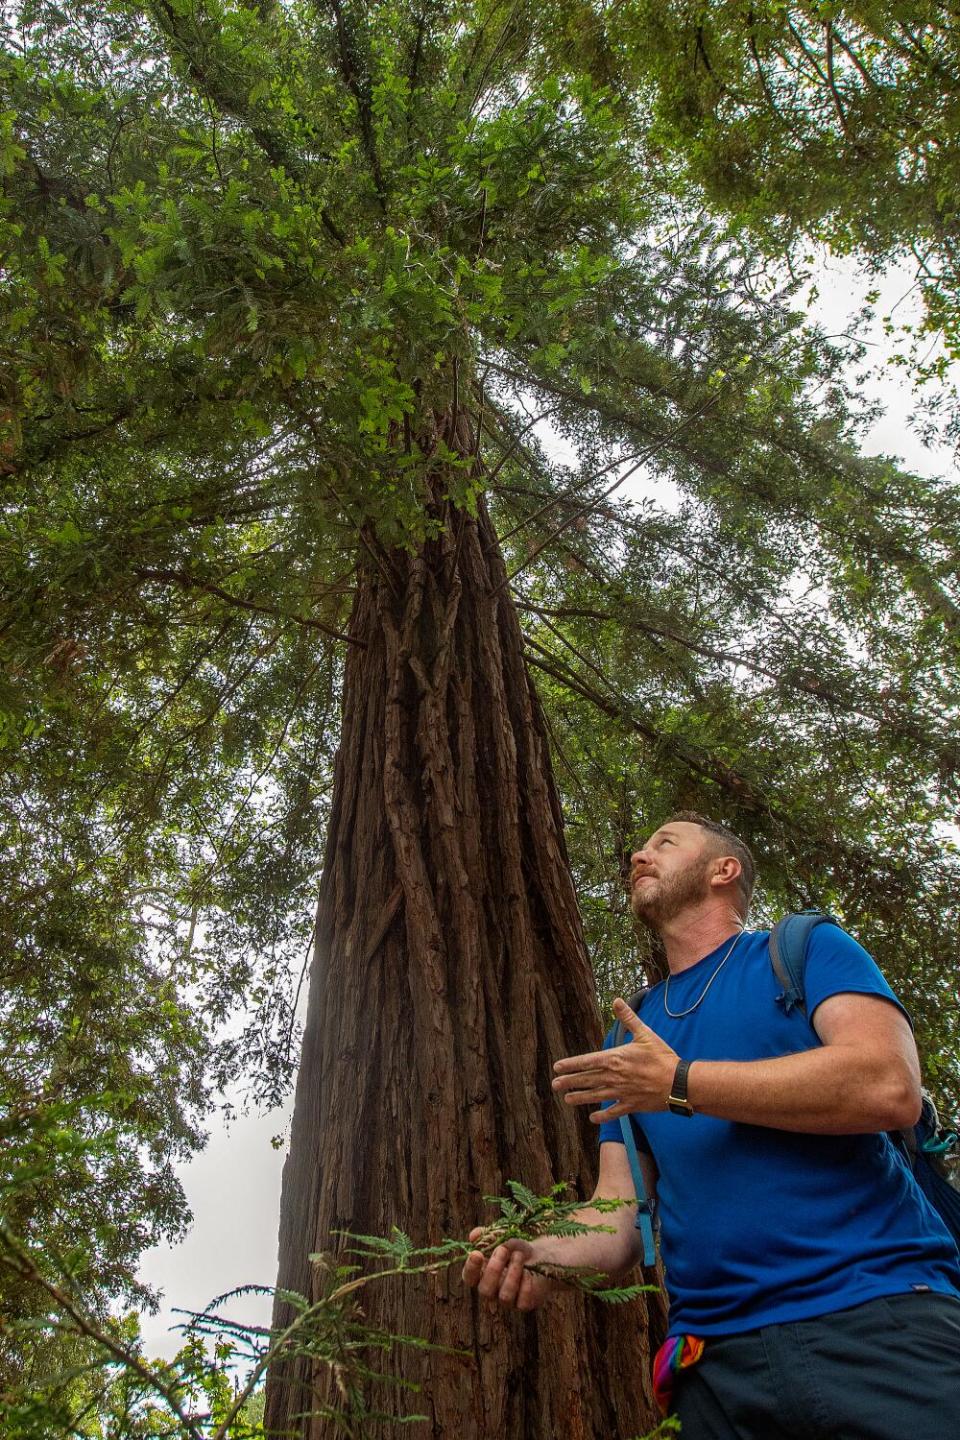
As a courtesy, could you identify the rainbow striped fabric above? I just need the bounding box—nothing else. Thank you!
[652,1333,706,1415]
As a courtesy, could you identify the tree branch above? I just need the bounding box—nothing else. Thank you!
[0,1227,205,1440]
[521,627,774,817]
[131,567,362,646]
[150,0,346,245]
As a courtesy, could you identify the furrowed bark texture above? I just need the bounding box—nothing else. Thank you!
[265,416,662,1439]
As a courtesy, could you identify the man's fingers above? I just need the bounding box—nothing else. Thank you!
[516,1270,540,1312]
[553,1049,607,1075]
[612,997,654,1039]
[462,1250,485,1287]
[561,1087,620,1106]
[464,1240,546,1312]
[468,1226,484,1241]
[470,1241,539,1306]
[476,1244,510,1298]
[555,1082,624,1105]
[552,1067,610,1094]
[497,1246,528,1306]
[591,1102,628,1122]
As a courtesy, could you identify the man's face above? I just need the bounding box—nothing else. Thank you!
[628,822,714,928]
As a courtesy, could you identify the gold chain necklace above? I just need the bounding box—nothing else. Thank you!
[663,930,745,1019]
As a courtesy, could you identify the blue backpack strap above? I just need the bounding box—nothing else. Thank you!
[612,987,656,1268]
[618,1109,656,1268]
[768,911,841,1016]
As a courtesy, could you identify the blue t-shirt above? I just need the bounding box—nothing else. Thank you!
[598,926,960,1337]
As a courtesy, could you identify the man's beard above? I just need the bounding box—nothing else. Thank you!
[630,860,711,931]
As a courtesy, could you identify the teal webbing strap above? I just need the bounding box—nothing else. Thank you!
[924,1132,958,1156]
[619,1110,656,1267]
[613,1015,656,1268]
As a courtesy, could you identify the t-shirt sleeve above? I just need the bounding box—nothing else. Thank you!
[596,1023,652,1153]
[803,923,912,1028]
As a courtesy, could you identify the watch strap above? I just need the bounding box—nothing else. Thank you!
[668,1058,694,1116]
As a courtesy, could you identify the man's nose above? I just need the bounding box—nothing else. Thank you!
[631,849,651,869]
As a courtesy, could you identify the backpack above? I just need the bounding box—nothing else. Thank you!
[612,913,960,1266]
[769,911,960,1251]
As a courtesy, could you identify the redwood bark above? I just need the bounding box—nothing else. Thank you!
[265,413,663,1439]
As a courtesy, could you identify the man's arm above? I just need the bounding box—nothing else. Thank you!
[460,1142,654,1312]
[553,993,921,1135]
[686,992,922,1132]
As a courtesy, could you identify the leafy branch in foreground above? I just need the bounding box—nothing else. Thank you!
[0,1182,656,1439]
[343,1180,655,1306]
[628,1421,681,1440]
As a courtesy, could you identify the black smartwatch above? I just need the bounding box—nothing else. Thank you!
[667,1058,695,1117]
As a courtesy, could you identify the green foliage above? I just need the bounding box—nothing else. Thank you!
[0,964,207,1390]
[339,1182,654,1305]
[0,1176,655,1437]
[580,2,960,402]
[630,1423,681,1440]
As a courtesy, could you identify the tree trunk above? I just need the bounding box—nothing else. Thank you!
[264,412,664,1439]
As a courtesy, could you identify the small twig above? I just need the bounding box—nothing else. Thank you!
[823,21,851,136]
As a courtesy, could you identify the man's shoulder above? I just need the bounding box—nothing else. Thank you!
[755,917,859,957]
[754,918,879,981]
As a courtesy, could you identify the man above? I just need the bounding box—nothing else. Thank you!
[462,813,960,1438]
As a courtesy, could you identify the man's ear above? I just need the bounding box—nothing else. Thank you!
[709,855,742,891]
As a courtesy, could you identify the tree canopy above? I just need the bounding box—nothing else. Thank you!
[2,0,960,1402]
[589,2,960,398]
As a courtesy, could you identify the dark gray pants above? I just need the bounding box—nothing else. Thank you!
[672,1293,960,1440]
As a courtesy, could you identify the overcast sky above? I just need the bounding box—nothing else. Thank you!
[135,251,958,1360]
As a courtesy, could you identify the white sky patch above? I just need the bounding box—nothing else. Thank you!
[137,1096,294,1358]
[802,251,958,480]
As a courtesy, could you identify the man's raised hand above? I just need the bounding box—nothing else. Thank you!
[551,996,679,1121]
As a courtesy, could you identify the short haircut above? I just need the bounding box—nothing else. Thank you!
[660,811,756,915]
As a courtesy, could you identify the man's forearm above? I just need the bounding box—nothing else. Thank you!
[556,992,922,1135]
[532,1201,642,1280]
[686,1045,920,1133]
